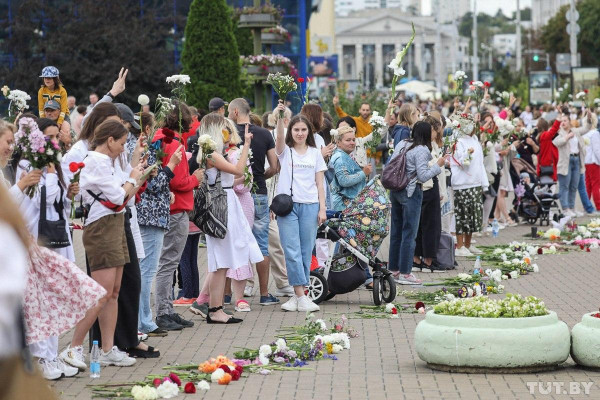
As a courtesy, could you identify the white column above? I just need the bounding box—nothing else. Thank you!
[355,44,363,80]
[375,43,383,88]
[414,42,423,79]
[337,43,345,80]
[434,34,442,90]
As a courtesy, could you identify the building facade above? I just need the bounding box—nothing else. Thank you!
[430,0,471,24]
[335,8,470,90]
[335,0,418,16]
[492,33,517,56]
[531,0,570,31]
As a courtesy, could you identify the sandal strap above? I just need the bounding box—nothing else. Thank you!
[208,305,223,312]
[236,300,249,306]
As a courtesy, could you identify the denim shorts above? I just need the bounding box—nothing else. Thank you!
[252,193,269,257]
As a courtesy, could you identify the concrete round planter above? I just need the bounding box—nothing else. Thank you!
[415,310,570,372]
[261,32,285,45]
[243,65,286,79]
[571,312,600,368]
[238,13,277,29]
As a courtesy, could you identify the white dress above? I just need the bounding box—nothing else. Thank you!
[205,167,263,272]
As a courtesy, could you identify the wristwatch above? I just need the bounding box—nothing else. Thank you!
[126,178,137,186]
[106,91,115,99]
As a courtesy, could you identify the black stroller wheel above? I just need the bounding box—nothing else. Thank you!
[307,271,328,304]
[381,274,397,303]
[372,277,382,305]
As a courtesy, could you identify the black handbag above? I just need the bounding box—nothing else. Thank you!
[270,148,294,217]
[192,170,228,239]
[38,184,70,248]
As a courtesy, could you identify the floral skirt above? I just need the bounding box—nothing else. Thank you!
[454,186,483,234]
[24,244,107,344]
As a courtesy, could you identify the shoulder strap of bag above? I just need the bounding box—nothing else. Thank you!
[289,147,293,197]
[40,185,47,223]
[52,184,65,221]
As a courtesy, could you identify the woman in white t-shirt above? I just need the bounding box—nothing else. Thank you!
[274,101,327,313]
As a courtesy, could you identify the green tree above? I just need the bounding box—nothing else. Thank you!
[181,0,242,109]
[540,0,600,66]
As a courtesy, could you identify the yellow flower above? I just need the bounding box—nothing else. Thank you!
[326,342,333,354]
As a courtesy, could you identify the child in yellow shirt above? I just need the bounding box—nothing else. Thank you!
[38,66,69,125]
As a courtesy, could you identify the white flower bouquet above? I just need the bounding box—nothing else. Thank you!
[196,134,217,169]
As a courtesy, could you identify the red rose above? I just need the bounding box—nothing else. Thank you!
[298,77,305,83]
[457,124,461,128]
[580,245,585,250]
[69,162,80,173]
[184,382,196,394]
[391,307,398,314]
[584,89,589,93]
[169,372,181,386]
[587,247,591,252]
[415,301,425,310]
[78,162,85,168]
[537,248,543,255]
[469,81,474,85]
[219,364,231,374]
[235,365,244,374]
[162,128,176,144]
[487,129,493,134]
[153,378,162,387]
[484,81,491,87]
[230,369,241,381]
[480,127,484,131]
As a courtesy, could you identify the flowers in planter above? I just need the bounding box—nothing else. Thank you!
[235,4,284,20]
[241,54,298,77]
[262,25,291,41]
[434,293,549,318]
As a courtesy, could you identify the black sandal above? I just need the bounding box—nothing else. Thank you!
[207,306,243,324]
[127,346,160,358]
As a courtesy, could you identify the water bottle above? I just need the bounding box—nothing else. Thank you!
[90,340,101,378]
[473,256,481,275]
[492,219,499,238]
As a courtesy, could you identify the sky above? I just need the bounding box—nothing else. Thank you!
[422,0,532,17]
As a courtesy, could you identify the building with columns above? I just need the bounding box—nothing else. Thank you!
[335,8,470,90]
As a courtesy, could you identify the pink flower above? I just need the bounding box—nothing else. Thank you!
[38,148,45,153]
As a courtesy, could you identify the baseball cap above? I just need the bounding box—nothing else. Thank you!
[114,103,141,130]
[40,66,60,78]
[43,99,60,110]
[209,97,228,111]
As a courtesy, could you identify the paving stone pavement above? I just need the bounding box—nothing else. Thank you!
[50,218,600,400]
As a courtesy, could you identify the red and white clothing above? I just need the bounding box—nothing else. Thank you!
[584,129,600,210]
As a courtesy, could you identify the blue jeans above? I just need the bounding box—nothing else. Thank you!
[252,194,269,257]
[277,203,319,287]
[578,173,596,213]
[388,187,423,274]
[177,233,200,299]
[138,225,165,333]
[558,155,581,210]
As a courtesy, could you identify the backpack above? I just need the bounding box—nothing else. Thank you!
[436,231,455,269]
[381,141,414,191]
[191,170,228,239]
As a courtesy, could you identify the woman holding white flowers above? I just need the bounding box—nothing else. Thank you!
[197,113,262,324]
[274,101,327,312]
[449,114,489,258]
[554,109,591,216]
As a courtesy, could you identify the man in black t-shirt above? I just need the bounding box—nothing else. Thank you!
[228,98,280,305]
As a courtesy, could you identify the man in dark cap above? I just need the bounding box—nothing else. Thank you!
[208,97,227,116]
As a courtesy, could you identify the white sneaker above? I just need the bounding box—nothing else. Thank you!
[99,346,136,367]
[498,223,506,230]
[575,211,584,217]
[243,285,254,297]
[395,273,423,285]
[273,285,295,297]
[54,357,78,377]
[137,331,148,342]
[60,345,87,371]
[39,358,62,380]
[565,209,576,217]
[297,295,320,312]
[281,295,298,312]
[468,245,483,255]
[455,246,473,257]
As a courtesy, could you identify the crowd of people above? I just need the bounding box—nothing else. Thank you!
[1,64,600,385]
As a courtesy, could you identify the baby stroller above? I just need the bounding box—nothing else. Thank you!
[306,177,396,306]
[516,167,562,226]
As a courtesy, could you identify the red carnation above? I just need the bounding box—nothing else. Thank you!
[484,81,491,87]
[415,301,425,310]
[480,127,484,131]
[184,382,196,394]
[78,162,85,168]
[298,77,305,83]
[469,81,474,85]
[162,128,176,144]
[584,89,589,93]
[219,364,231,374]
[391,307,398,314]
[235,365,244,374]
[487,129,493,134]
[169,372,181,386]
[587,247,591,252]
[537,248,543,255]
[153,378,162,387]
[230,369,241,381]
[580,245,585,250]
[69,162,80,173]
